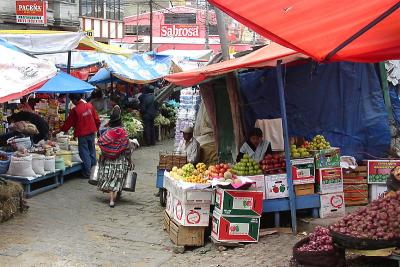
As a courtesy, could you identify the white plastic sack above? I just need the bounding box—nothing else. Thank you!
[7,155,36,177]
[32,154,45,175]
[56,134,70,150]
[44,155,56,173]
[7,137,32,150]
[71,150,82,163]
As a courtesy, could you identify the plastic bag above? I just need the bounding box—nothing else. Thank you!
[32,154,45,175]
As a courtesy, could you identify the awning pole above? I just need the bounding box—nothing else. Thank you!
[65,51,72,119]
[276,60,297,234]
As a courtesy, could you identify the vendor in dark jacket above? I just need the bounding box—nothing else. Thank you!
[140,85,157,146]
[6,111,49,144]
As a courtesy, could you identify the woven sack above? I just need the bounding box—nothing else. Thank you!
[32,154,45,175]
[44,155,56,173]
[55,157,65,171]
[6,155,36,177]
[7,137,32,150]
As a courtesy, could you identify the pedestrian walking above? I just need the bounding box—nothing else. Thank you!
[61,94,100,178]
[97,105,132,207]
[140,85,157,146]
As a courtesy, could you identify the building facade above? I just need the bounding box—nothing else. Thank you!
[79,0,124,42]
[0,0,80,31]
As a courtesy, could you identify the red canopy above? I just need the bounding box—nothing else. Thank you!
[165,43,305,87]
[208,0,400,62]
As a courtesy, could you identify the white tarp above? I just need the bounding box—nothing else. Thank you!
[0,31,84,54]
[0,39,57,103]
[157,49,213,71]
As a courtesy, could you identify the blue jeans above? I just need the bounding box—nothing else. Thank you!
[78,134,97,176]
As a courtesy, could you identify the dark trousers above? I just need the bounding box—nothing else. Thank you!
[78,134,97,176]
[144,119,156,146]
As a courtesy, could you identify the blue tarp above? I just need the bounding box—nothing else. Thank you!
[389,84,400,127]
[88,68,111,84]
[103,52,173,83]
[36,71,95,94]
[238,61,390,161]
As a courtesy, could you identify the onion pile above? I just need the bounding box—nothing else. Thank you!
[297,226,334,252]
[330,191,400,240]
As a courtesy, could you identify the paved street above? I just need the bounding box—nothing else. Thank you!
[0,140,297,267]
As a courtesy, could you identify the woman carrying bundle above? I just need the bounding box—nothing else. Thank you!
[97,105,132,207]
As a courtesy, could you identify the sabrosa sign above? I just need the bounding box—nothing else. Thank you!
[16,1,47,25]
[160,25,199,38]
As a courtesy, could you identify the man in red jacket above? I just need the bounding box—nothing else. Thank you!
[61,94,101,178]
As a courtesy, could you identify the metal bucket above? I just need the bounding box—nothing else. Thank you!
[88,165,99,185]
[123,170,137,192]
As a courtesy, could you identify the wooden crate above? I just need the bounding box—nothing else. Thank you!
[163,210,171,233]
[294,184,315,196]
[344,184,368,206]
[169,218,205,247]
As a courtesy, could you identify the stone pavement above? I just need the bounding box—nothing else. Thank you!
[0,140,299,267]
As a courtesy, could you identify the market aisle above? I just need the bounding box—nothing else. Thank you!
[0,139,297,267]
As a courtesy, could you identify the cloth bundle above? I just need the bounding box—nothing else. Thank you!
[98,127,129,159]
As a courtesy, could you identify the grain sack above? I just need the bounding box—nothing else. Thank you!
[56,134,70,150]
[55,157,65,171]
[7,137,32,150]
[44,155,56,173]
[32,154,45,175]
[6,155,36,177]
[56,150,72,167]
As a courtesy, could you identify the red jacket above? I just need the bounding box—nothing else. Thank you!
[61,100,100,137]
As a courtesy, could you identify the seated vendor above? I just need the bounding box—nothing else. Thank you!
[237,127,272,163]
[176,126,200,164]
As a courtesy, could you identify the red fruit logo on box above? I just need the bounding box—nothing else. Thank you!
[186,210,200,224]
[175,201,183,220]
[242,199,253,207]
[330,195,344,208]
[272,185,279,193]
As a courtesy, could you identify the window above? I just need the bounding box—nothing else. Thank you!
[125,25,151,36]
[80,0,121,20]
[208,24,218,35]
[164,13,196,24]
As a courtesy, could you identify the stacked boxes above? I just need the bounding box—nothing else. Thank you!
[163,173,212,246]
[291,157,316,196]
[159,151,187,170]
[313,148,345,218]
[343,166,368,206]
[212,188,263,243]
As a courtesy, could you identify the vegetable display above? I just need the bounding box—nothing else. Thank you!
[329,191,400,240]
[122,114,143,139]
[297,226,334,252]
[154,114,171,127]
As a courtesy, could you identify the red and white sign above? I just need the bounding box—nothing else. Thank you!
[160,25,200,38]
[16,1,47,25]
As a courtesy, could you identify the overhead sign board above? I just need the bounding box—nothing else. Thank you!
[160,25,200,38]
[16,1,47,25]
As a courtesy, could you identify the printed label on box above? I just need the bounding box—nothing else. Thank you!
[265,174,289,199]
[229,223,250,236]
[317,168,343,194]
[291,158,315,185]
[368,160,400,184]
[232,197,254,210]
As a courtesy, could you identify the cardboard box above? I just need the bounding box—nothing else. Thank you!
[166,191,174,217]
[164,210,171,233]
[249,175,266,199]
[367,160,400,184]
[172,198,210,227]
[369,184,388,202]
[316,168,343,194]
[214,188,263,217]
[169,218,205,246]
[211,211,260,243]
[294,184,315,196]
[291,158,315,184]
[265,174,289,199]
[319,192,345,219]
[312,147,341,169]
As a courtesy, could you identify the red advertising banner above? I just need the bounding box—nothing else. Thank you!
[367,160,400,184]
[16,1,47,25]
[160,25,200,38]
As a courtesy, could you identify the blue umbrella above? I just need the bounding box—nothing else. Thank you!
[36,71,95,94]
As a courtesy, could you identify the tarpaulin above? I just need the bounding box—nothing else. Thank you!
[165,42,304,87]
[389,84,400,127]
[0,30,84,54]
[104,52,176,84]
[38,51,103,69]
[36,71,95,94]
[88,68,111,84]
[0,38,57,103]
[157,50,213,71]
[208,0,400,62]
[78,37,134,57]
[239,61,390,160]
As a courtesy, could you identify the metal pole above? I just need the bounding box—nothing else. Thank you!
[215,8,229,60]
[136,2,139,51]
[66,51,72,74]
[276,60,297,234]
[205,1,209,49]
[149,0,153,51]
[65,50,72,119]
